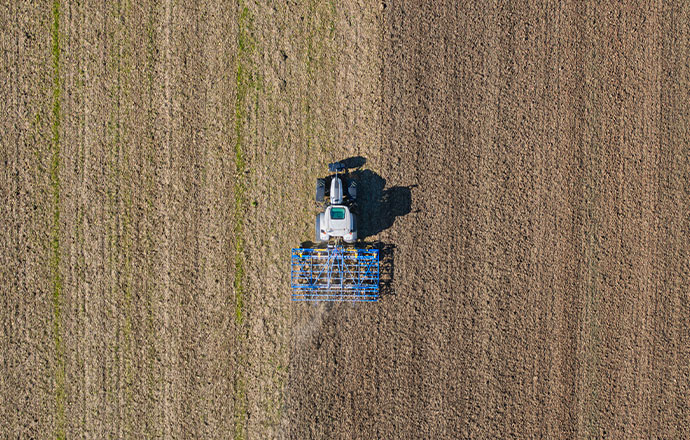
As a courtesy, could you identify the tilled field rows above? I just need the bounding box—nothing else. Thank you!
[2,0,383,438]
[4,1,242,437]
[288,1,690,439]
[2,1,690,439]
[2,1,56,436]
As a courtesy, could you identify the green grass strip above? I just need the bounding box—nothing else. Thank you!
[50,1,66,439]
[232,3,254,440]
[233,3,252,328]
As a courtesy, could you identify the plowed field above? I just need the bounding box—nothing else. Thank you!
[2,1,689,439]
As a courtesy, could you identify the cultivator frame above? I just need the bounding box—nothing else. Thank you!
[290,246,379,302]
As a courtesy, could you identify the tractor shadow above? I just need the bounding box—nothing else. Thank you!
[342,157,415,240]
[346,156,415,298]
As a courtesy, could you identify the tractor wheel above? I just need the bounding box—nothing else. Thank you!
[316,178,325,202]
[347,180,357,201]
[315,215,325,243]
[345,214,357,244]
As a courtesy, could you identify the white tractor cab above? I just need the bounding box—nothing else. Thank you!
[315,162,357,244]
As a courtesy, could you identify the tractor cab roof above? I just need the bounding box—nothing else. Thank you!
[324,205,352,235]
[330,206,346,220]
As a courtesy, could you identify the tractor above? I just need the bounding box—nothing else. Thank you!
[315,161,358,244]
[290,161,379,301]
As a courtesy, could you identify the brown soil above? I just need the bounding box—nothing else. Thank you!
[288,1,690,439]
[1,1,689,439]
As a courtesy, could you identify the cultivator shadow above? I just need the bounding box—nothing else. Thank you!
[290,246,380,302]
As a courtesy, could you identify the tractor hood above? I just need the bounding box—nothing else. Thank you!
[330,176,343,204]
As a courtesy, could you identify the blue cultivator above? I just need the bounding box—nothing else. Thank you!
[291,246,380,302]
